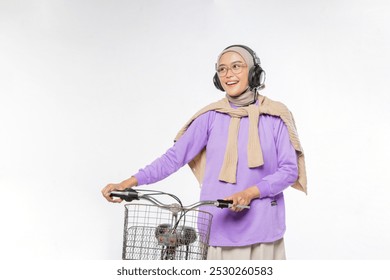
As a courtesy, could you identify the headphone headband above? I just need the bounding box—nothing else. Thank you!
[223,44,261,65]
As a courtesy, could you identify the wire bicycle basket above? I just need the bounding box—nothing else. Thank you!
[122,203,212,260]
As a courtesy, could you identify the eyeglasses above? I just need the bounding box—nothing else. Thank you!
[216,62,247,77]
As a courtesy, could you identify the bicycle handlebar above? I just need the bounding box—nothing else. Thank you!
[109,188,250,210]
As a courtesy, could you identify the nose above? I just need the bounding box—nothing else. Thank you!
[225,67,234,77]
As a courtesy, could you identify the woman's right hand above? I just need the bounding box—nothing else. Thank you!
[101,176,138,203]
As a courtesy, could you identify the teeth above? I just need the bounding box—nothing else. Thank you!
[227,81,238,85]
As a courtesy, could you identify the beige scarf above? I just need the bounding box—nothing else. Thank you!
[175,95,307,194]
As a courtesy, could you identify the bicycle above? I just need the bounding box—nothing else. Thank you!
[109,188,250,260]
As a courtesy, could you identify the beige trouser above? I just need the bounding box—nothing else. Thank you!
[207,238,286,260]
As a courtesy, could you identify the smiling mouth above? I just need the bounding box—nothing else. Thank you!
[226,81,239,86]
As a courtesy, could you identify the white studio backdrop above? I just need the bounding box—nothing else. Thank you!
[0,0,389,260]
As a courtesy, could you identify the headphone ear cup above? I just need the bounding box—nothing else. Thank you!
[248,66,258,88]
[248,65,265,88]
[213,73,225,92]
[259,67,266,87]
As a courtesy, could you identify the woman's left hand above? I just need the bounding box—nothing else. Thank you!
[224,186,260,212]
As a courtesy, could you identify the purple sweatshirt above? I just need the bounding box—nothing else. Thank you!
[133,104,298,247]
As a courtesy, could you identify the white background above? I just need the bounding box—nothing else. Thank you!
[0,0,389,260]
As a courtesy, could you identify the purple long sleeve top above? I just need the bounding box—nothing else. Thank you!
[133,103,298,247]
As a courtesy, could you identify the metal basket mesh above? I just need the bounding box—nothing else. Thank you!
[122,203,212,260]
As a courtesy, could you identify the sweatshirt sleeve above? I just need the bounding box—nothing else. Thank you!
[133,112,211,186]
[256,117,299,198]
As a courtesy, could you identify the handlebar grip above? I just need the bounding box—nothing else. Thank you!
[216,199,251,209]
[216,199,233,208]
[109,188,139,202]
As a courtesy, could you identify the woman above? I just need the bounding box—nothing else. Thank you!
[102,45,307,260]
